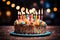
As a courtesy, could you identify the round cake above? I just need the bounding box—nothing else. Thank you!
[14,19,47,34]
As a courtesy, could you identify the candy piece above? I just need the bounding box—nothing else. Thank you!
[41,21,46,27]
[20,21,25,25]
[40,20,42,22]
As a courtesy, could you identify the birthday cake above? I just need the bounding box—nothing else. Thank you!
[14,8,47,34]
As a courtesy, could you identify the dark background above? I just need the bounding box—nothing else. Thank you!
[0,0,60,26]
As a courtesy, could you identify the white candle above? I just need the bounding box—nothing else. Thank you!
[39,9,40,14]
[29,9,33,22]
[41,8,43,14]
[26,8,29,14]
[18,11,20,21]
[35,10,37,15]
[38,9,40,20]
[26,8,29,19]
[41,8,43,20]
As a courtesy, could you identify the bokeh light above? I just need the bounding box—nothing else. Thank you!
[6,11,11,17]
[53,7,57,12]
[46,8,51,13]
[40,0,44,4]
[11,3,15,8]
[6,1,11,5]
[2,0,6,2]
[21,7,25,12]
[44,2,50,8]
[16,6,20,10]
[0,11,2,16]
[50,13,55,19]
[33,2,37,7]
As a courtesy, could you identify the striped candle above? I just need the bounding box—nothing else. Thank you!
[26,8,29,19]
[38,9,40,20]
[18,11,20,21]
[33,14,36,21]
[22,12,25,21]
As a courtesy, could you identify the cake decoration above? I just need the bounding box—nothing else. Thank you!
[13,7,48,34]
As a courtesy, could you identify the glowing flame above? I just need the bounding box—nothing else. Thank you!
[11,3,15,8]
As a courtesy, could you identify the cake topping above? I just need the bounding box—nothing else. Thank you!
[20,21,25,25]
[41,21,46,27]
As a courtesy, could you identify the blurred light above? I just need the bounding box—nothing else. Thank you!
[29,9,33,14]
[16,6,20,10]
[2,0,6,2]
[41,8,43,14]
[44,2,50,8]
[46,8,51,13]
[26,8,28,12]
[0,11,2,16]
[6,11,11,17]
[11,3,15,8]
[53,7,57,12]
[6,1,11,5]
[32,8,36,12]
[21,7,25,12]
[50,13,55,19]
[33,2,37,7]
[40,0,44,4]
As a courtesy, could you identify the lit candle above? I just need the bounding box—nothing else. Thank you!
[31,14,34,23]
[26,8,29,19]
[35,10,38,20]
[41,8,43,20]
[33,14,36,21]
[21,7,25,21]
[38,9,40,20]
[29,9,32,22]
[19,12,22,20]
[22,11,25,21]
[32,8,36,21]
[18,11,20,21]
[29,9,34,23]
[41,8,43,14]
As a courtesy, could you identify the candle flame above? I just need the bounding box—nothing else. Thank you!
[32,8,36,12]
[29,9,33,14]
[26,8,29,14]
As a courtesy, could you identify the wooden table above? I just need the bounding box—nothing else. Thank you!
[0,26,60,40]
